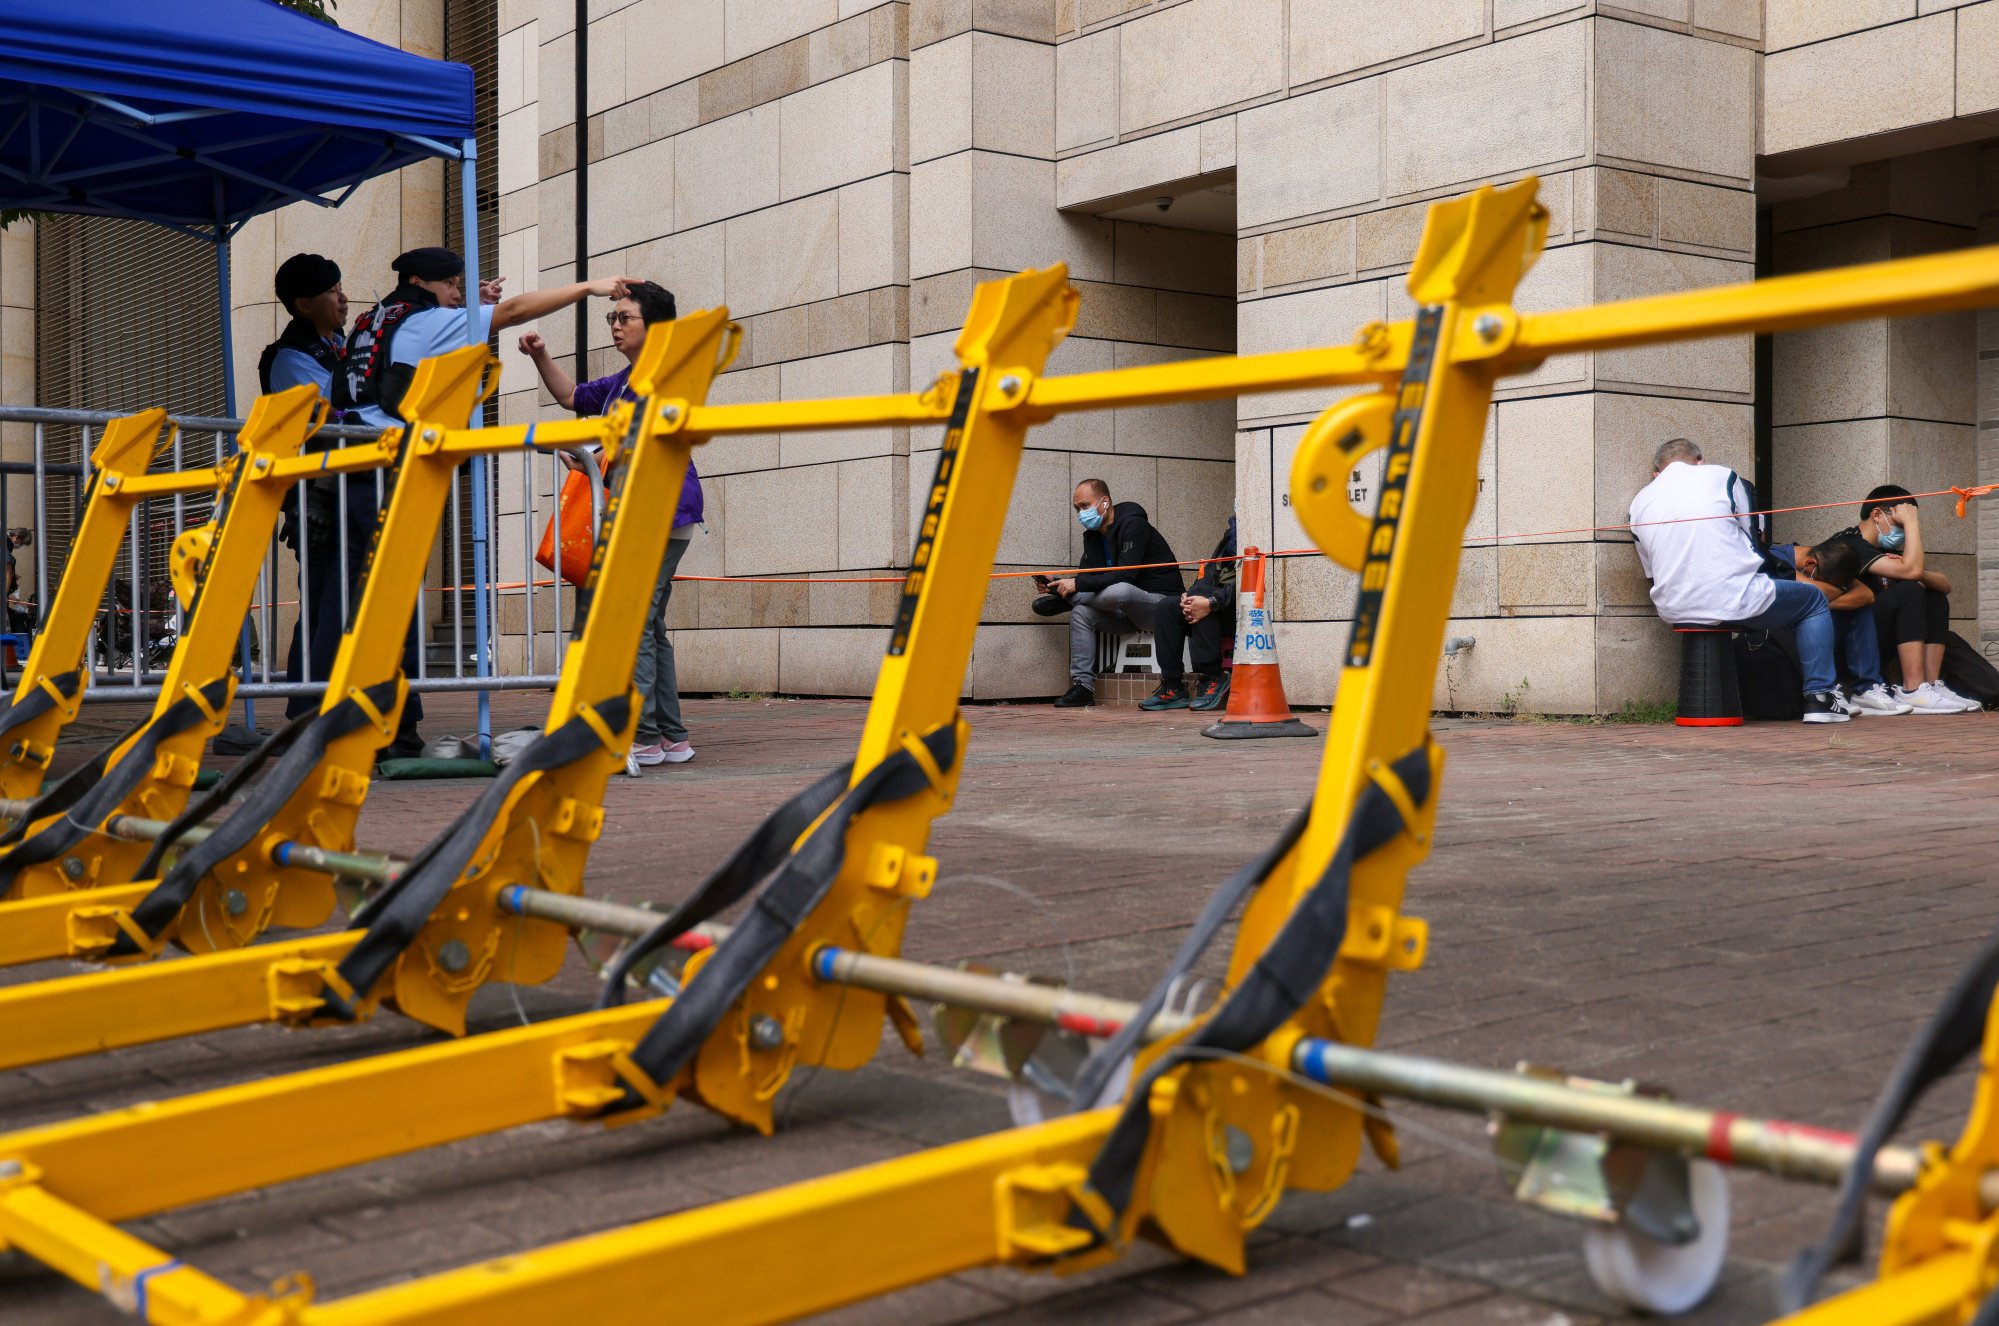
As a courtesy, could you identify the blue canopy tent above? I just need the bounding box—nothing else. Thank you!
[0,0,498,742]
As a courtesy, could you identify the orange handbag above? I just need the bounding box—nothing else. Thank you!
[535,468,596,587]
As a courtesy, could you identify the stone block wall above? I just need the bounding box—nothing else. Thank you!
[493,0,1239,701]
[1761,2,1999,652]
[1053,4,1760,712]
[18,0,1999,713]
[1768,150,1979,637]
[0,222,30,533]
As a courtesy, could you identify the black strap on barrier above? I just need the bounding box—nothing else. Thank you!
[316,693,633,1021]
[0,669,83,761]
[0,677,233,895]
[111,679,404,952]
[1067,806,1315,1115]
[1781,922,1999,1312]
[596,760,855,1009]
[602,723,959,1114]
[1066,742,1433,1241]
[0,746,112,851]
[131,706,321,883]
[0,670,90,847]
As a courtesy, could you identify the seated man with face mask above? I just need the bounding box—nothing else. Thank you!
[1828,485,1980,714]
[1032,479,1183,709]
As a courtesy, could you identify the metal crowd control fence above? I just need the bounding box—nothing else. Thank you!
[0,403,602,710]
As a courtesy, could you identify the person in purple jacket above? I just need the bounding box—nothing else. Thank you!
[518,280,704,765]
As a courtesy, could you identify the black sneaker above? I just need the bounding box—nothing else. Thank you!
[1189,672,1230,712]
[1053,683,1094,708]
[1802,692,1850,724]
[1031,594,1069,617]
[1140,680,1189,711]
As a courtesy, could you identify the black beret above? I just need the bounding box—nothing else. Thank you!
[392,246,464,281]
[274,253,340,312]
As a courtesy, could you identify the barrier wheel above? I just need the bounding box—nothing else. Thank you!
[1581,1159,1730,1315]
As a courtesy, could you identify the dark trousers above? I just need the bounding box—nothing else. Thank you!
[1871,577,1950,652]
[284,482,423,738]
[1152,577,1233,682]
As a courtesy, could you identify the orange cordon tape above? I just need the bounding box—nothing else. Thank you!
[234,480,1996,606]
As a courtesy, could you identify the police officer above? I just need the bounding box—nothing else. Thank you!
[340,247,630,429]
[259,254,390,746]
[332,248,633,756]
[260,253,347,395]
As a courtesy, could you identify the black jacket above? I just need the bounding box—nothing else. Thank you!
[1189,516,1237,613]
[1075,500,1184,596]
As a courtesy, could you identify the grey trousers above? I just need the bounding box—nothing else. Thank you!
[1069,581,1171,685]
[633,535,692,744]
[574,534,692,745]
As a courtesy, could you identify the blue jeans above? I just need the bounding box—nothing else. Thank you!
[1834,607,1884,689]
[1731,581,1834,695]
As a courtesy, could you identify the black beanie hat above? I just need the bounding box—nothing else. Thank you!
[392,246,464,282]
[274,252,341,315]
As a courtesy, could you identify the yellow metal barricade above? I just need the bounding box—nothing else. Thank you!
[0,388,325,904]
[0,355,490,971]
[0,411,221,804]
[0,177,1995,1326]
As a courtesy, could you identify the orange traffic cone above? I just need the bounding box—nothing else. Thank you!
[1203,548,1316,740]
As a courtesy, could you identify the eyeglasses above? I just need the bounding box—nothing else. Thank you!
[605,312,641,327]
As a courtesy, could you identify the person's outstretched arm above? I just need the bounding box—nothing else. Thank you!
[491,277,631,333]
[516,333,576,409]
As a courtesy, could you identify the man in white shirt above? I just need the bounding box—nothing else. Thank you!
[1629,438,1845,723]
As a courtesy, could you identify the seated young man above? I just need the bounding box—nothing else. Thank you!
[1033,479,1183,709]
[1142,516,1237,712]
[1827,485,1979,714]
[1630,436,1845,723]
[1761,537,1910,715]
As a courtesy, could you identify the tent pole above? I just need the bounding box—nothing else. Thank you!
[462,139,491,757]
[217,231,257,733]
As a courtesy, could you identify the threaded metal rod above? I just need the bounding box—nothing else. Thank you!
[0,800,403,883]
[496,883,1981,1207]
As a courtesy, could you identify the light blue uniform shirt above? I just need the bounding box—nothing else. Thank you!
[354,304,494,430]
[267,344,335,396]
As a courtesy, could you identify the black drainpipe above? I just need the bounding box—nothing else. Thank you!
[573,0,589,379]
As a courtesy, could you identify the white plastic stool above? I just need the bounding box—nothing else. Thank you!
[1097,630,1192,675]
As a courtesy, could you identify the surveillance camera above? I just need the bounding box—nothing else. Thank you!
[1154,195,1173,212]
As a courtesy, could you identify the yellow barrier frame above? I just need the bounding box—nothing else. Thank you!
[0,411,226,803]
[0,351,490,977]
[0,179,1996,1325]
[0,387,330,901]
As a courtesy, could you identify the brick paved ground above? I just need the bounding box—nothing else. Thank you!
[2,693,1996,1323]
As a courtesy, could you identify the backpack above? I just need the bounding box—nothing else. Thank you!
[332,299,425,415]
[1942,631,1999,709]
[1734,628,1803,721]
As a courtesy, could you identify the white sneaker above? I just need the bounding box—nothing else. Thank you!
[1925,681,1983,713]
[1899,684,1963,715]
[632,740,696,766]
[1847,683,1913,716]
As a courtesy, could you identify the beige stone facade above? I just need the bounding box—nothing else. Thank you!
[7,2,1999,712]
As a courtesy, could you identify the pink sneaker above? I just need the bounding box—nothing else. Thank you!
[632,740,694,767]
